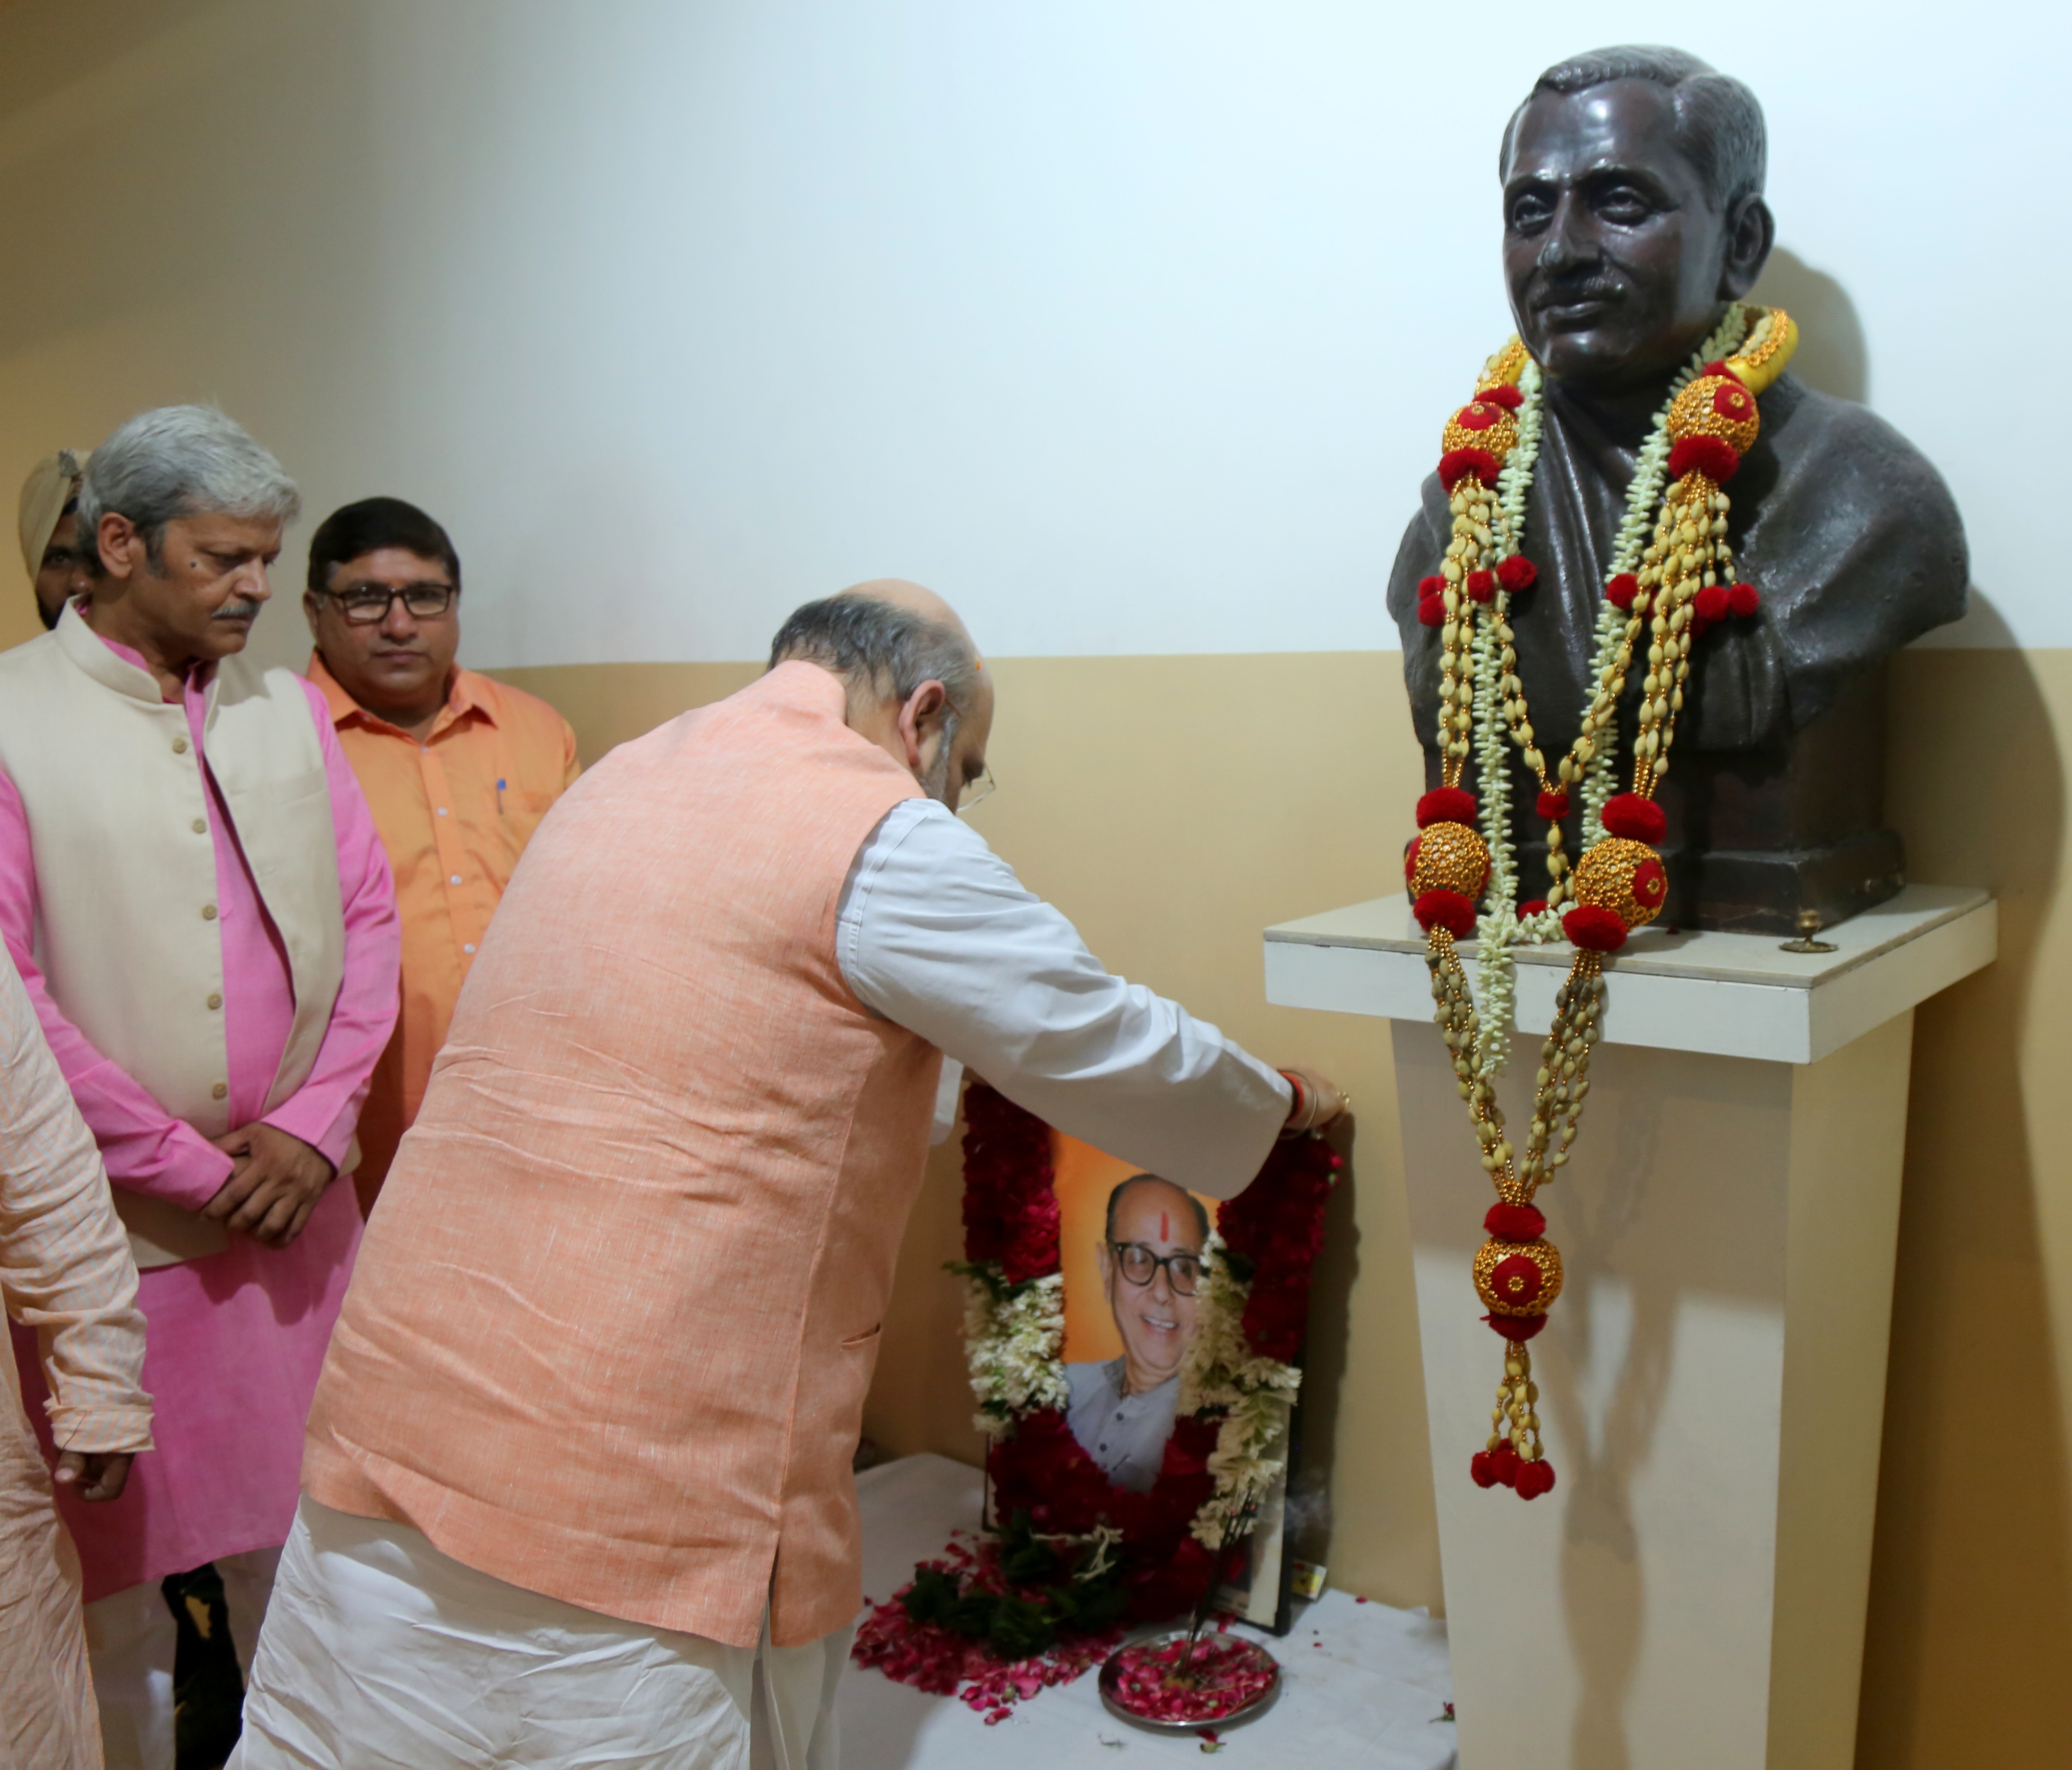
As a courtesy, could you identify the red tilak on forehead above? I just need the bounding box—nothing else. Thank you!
[1161,1210,1169,1242]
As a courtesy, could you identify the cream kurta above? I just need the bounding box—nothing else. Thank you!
[0,948,151,1770]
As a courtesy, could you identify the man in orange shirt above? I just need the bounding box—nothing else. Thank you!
[302,497,578,1209]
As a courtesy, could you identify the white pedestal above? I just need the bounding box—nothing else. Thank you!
[1263,886,1995,1770]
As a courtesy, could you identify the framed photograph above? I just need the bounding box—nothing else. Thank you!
[958,1083,1336,1637]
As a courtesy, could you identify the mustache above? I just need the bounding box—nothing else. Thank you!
[214,598,263,621]
[1532,272,1624,308]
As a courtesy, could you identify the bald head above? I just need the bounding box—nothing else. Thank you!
[769,580,993,810]
[834,576,972,645]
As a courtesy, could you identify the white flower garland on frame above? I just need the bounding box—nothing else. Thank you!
[963,1270,1068,1439]
[959,1234,1303,1552]
[1457,304,1756,1079]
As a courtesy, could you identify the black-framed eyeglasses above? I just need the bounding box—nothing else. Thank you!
[323,581,458,624]
[1110,1241,1204,1297]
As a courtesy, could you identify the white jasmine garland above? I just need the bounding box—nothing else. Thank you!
[1460,304,1755,1074]
[964,1270,1067,1437]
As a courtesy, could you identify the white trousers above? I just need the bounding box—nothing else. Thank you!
[85,1545,282,1770]
[230,1498,851,1770]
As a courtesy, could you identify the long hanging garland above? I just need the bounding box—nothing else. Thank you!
[1404,302,1799,1499]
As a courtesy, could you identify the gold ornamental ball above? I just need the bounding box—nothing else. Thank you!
[1666,373,1760,455]
[1473,1236,1564,1317]
[1409,819,1491,899]
[1440,401,1520,462]
[1573,835,1668,930]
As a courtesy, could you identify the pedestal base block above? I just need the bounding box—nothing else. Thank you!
[1399,1014,1912,1769]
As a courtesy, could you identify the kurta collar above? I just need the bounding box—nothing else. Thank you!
[307,650,496,738]
[54,596,215,709]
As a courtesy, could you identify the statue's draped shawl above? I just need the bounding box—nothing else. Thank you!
[1386,373,1969,761]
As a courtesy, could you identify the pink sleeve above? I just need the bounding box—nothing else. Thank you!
[259,680,400,1171]
[0,769,235,1212]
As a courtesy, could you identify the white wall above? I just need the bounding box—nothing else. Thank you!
[0,0,2056,668]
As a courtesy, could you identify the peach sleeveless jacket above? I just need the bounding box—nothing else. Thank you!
[302,663,939,1648]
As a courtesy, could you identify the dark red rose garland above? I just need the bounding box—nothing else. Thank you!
[852,1083,1338,1717]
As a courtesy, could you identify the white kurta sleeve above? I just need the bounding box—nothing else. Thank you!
[836,800,1291,1198]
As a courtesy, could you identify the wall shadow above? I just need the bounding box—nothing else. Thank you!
[1750,247,1870,404]
[1858,627,2072,1767]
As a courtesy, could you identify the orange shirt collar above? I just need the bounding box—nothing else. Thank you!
[306,650,498,735]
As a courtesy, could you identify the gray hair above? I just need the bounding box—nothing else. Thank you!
[768,594,981,711]
[76,405,301,567]
[1501,45,1767,212]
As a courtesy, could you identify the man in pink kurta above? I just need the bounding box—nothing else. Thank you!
[0,408,399,1769]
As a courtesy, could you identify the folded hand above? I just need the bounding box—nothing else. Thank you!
[203,1122,335,1248]
[55,1450,135,1502]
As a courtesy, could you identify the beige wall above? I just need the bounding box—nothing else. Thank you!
[495,646,2072,1769]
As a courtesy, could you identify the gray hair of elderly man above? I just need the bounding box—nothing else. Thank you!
[767,593,982,715]
[76,405,301,570]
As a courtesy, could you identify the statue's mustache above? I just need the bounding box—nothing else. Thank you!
[1532,274,1623,308]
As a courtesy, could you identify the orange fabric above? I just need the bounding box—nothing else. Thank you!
[308,653,578,1208]
[303,662,942,1649]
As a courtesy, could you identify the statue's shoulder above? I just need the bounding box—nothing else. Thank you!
[1758,375,1964,545]
[1742,373,1969,657]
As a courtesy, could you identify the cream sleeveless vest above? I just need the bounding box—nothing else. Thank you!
[0,604,346,1266]
[306,662,941,1649]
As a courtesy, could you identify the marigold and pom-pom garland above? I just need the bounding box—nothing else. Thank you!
[859,1084,1338,1710]
[1411,305,1798,1499]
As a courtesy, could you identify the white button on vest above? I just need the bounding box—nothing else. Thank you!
[201,903,218,921]
[450,874,462,886]
[210,1082,227,1100]
[206,993,223,1010]
[191,818,206,834]
[171,736,189,754]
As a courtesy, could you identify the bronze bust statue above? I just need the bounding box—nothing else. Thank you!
[1386,46,1968,932]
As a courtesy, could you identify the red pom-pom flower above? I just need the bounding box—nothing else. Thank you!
[1605,573,1639,609]
[1517,898,1547,918]
[1414,889,1478,939]
[1470,1448,1500,1488]
[1599,793,1666,844]
[1416,786,1477,828]
[1496,555,1537,592]
[1484,1201,1547,1241]
[1667,434,1740,484]
[1439,448,1501,491]
[1728,580,1759,618]
[1418,575,1446,599]
[1475,383,1524,410]
[1535,788,1569,821]
[1417,596,1445,627]
[1484,1311,1548,1342]
[1515,1460,1557,1500]
[1693,583,1729,624]
[1563,905,1629,952]
[1701,360,1743,382]
[1466,569,1496,604]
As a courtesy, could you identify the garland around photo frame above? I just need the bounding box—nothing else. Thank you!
[1407,303,1799,1499]
[956,1081,1337,1619]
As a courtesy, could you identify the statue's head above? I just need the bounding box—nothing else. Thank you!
[1500,47,1774,394]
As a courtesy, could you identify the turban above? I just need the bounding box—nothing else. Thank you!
[18,449,88,579]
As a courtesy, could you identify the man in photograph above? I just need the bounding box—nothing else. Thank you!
[1065,1173,1210,1493]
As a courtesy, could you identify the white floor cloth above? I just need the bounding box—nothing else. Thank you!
[87,1544,280,1770]
[843,1455,1459,1769]
[228,1498,847,1770]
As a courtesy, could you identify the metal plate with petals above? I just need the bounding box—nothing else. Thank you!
[1097,1630,1283,1733]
